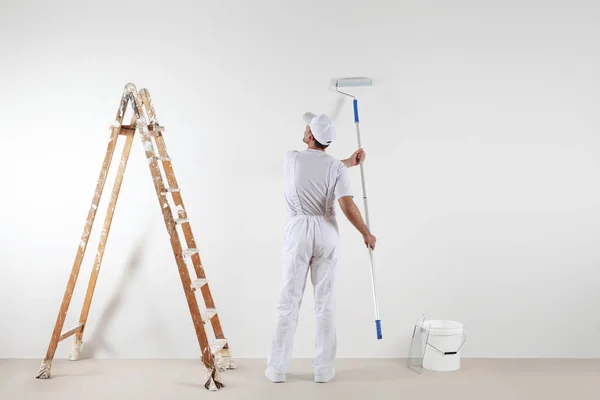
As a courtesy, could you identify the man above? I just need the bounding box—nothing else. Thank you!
[265,112,377,383]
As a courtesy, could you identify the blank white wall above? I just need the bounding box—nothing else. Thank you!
[1,0,599,359]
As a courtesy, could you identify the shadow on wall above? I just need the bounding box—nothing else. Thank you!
[81,227,151,359]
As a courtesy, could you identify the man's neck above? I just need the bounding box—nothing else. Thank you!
[307,144,326,152]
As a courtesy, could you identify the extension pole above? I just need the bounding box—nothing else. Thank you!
[353,98,382,340]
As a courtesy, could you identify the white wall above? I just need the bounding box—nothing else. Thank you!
[1,0,599,359]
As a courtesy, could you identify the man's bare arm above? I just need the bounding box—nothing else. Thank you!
[338,196,377,250]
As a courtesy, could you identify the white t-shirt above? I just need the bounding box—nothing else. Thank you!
[284,149,353,217]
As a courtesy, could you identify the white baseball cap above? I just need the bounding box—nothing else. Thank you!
[303,112,336,146]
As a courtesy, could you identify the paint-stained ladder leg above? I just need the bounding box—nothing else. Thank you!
[130,87,224,389]
[71,116,136,360]
[37,88,131,379]
[140,89,234,372]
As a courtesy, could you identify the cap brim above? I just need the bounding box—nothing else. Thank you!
[303,112,316,125]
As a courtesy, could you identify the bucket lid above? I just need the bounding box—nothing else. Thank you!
[421,320,463,336]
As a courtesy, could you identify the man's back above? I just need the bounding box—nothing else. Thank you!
[284,149,352,217]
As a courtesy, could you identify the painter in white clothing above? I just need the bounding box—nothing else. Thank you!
[266,112,377,384]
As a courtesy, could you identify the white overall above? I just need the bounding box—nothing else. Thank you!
[267,150,350,382]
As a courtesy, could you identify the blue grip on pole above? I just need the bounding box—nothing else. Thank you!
[353,99,359,123]
[376,320,382,340]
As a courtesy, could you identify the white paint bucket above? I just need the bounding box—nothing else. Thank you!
[421,320,465,372]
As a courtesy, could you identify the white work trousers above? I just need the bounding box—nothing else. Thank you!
[267,214,339,377]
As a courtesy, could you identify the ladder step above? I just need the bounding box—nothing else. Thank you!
[191,278,208,290]
[174,218,190,225]
[163,187,180,193]
[182,248,199,257]
[119,127,136,136]
[150,155,171,162]
[210,339,228,356]
[59,323,84,342]
[201,308,218,324]
[148,125,165,138]
[148,125,165,132]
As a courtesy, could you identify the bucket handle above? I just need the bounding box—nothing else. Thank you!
[427,333,466,356]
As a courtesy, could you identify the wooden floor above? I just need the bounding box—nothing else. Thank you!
[1,358,598,400]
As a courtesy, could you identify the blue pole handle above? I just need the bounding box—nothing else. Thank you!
[376,320,382,340]
[353,99,359,123]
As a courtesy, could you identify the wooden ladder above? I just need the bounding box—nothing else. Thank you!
[36,83,234,391]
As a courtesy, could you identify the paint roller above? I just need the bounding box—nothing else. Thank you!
[335,77,382,340]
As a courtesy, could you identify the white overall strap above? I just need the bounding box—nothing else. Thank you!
[324,158,338,216]
[288,151,304,215]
